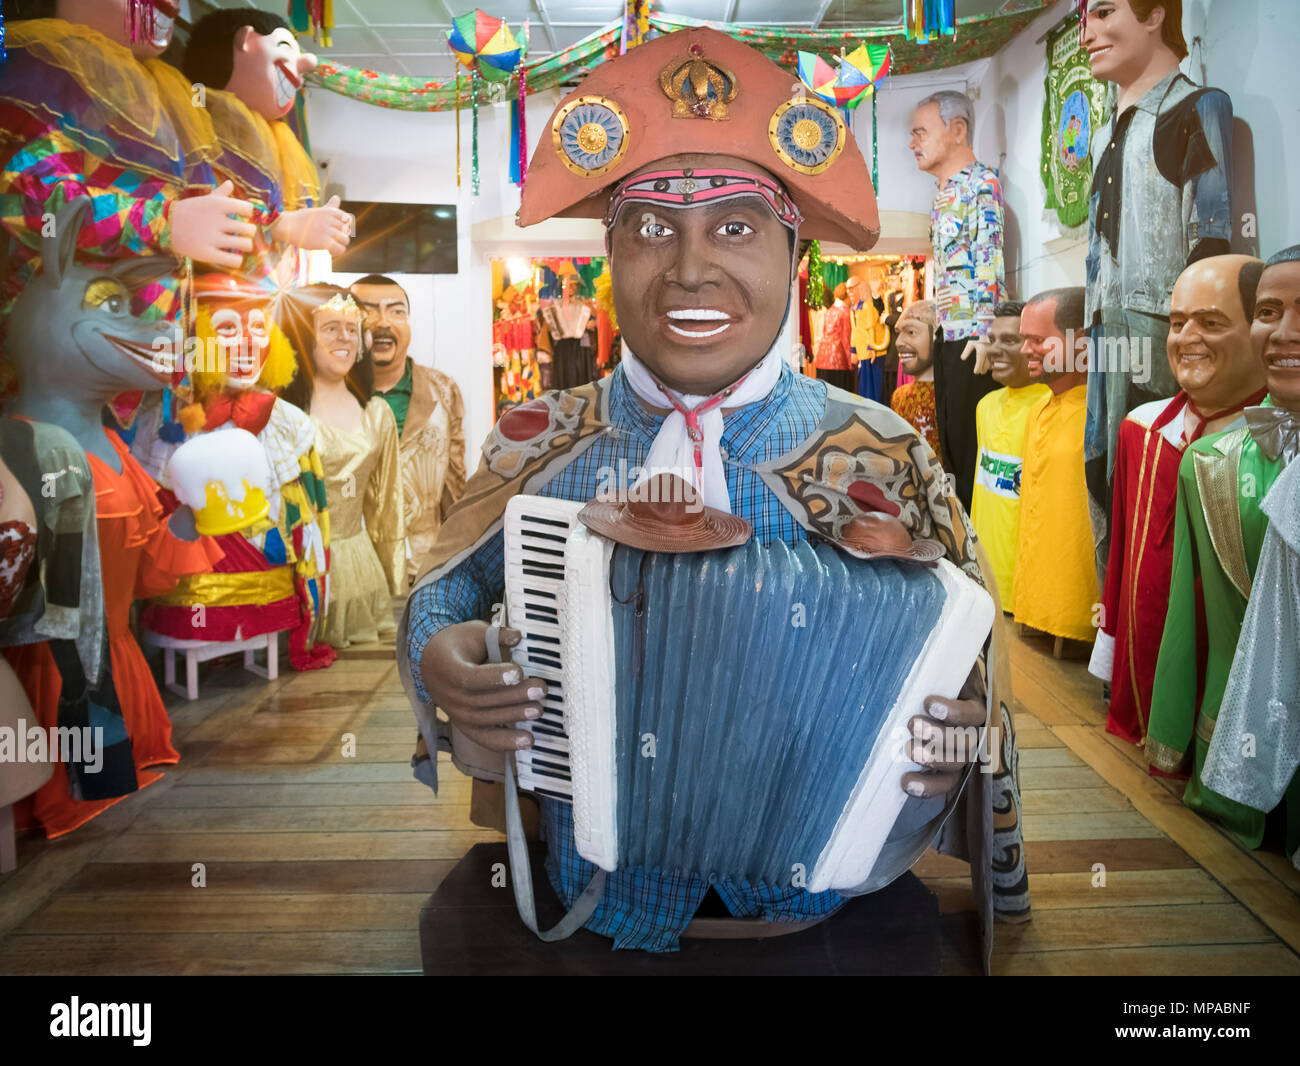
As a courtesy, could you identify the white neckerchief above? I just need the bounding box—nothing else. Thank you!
[619,316,791,513]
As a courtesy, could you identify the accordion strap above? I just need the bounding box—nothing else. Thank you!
[504,756,606,941]
[487,619,606,941]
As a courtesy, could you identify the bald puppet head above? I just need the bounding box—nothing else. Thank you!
[1167,254,1268,412]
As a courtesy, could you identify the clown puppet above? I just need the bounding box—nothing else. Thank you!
[0,1,256,344]
[136,273,334,673]
[183,7,351,291]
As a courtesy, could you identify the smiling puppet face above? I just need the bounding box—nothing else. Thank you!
[1082,0,1183,86]
[1166,256,1266,413]
[57,0,179,58]
[225,25,317,121]
[608,153,794,397]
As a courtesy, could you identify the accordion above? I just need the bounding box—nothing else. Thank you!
[499,494,994,894]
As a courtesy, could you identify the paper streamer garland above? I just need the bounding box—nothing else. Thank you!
[447,10,527,196]
[289,0,335,47]
[306,6,1049,114]
[904,0,957,44]
[805,240,827,310]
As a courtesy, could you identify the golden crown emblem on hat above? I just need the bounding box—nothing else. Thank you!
[658,43,739,121]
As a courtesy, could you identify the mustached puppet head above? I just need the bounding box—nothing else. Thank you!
[189,273,297,402]
[183,8,317,121]
[5,196,180,402]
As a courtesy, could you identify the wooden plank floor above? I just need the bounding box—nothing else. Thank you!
[0,621,1297,976]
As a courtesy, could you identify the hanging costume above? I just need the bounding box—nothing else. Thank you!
[541,298,595,392]
[1013,385,1099,643]
[851,294,890,402]
[970,381,1050,613]
[813,300,855,393]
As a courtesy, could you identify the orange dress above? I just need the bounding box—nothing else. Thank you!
[8,430,222,838]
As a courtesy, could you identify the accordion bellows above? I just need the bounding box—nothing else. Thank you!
[503,496,995,895]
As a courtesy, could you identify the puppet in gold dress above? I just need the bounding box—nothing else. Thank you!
[280,285,404,647]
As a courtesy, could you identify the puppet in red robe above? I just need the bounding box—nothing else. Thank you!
[1090,255,1268,749]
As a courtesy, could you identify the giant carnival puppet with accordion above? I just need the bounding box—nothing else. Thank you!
[400,28,1029,968]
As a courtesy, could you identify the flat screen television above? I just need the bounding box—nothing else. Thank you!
[334,201,458,275]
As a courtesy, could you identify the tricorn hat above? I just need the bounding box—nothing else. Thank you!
[519,28,880,250]
[579,472,752,553]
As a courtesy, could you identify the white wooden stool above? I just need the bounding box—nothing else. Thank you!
[140,629,283,701]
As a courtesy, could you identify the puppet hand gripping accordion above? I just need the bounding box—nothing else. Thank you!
[493,487,993,893]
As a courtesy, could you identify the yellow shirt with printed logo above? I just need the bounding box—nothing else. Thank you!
[971,383,1049,613]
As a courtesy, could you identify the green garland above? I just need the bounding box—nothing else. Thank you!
[305,4,1053,113]
[805,241,827,310]
[307,22,623,112]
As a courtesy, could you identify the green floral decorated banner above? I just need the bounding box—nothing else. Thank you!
[307,22,624,111]
[306,2,1053,113]
[1040,15,1110,227]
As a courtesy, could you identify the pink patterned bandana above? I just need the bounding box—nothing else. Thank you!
[603,167,803,237]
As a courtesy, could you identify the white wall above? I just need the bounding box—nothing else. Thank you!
[972,0,1300,300]
[865,58,993,220]
[303,86,563,457]
[1181,0,1300,259]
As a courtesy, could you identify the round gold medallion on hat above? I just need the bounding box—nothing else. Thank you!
[792,118,823,151]
[577,122,608,154]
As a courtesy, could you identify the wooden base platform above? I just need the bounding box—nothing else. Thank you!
[0,624,1296,976]
[420,842,942,976]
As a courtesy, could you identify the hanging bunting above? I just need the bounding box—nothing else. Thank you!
[308,6,1050,112]
[904,0,957,45]
[455,70,462,188]
[289,1,335,47]
[798,43,889,191]
[620,0,653,55]
[872,89,879,193]
[516,65,528,186]
[471,66,480,195]
[447,9,527,196]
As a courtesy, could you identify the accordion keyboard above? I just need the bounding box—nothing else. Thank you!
[502,496,587,800]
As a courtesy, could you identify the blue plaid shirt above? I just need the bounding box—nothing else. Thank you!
[405,363,849,951]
